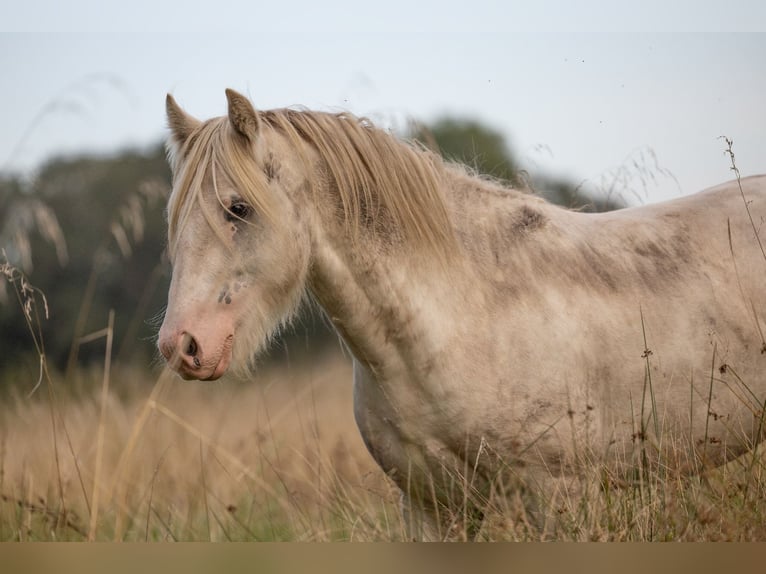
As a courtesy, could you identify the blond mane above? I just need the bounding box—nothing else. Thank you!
[167,108,457,258]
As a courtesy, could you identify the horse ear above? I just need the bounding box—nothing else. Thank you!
[166,94,200,146]
[225,88,260,141]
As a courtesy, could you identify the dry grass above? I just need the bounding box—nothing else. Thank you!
[3,348,766,541]
[0,353,407,541]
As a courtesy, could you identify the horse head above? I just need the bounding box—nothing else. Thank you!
[158,90,312,380]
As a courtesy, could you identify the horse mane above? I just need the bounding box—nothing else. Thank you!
[167,108,458,258]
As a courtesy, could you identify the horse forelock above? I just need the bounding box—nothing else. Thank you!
[166,117,278,255]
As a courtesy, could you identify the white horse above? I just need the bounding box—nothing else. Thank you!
[158,89,766,539]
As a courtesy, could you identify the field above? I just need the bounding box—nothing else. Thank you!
[0,352,407,541]
[3,344,766,542]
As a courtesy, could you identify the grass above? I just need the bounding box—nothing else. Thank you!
[0,353,408,541]
[3,346,766,541]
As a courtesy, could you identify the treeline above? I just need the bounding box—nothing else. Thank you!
[1,146,173,379]
[0,118,623,385]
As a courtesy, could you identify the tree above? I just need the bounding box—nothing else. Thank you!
[409,116,624,212]
[409,117,522,187]
[0,147,172,378]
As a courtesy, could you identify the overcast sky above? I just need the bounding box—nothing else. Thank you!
[2,2,765,205]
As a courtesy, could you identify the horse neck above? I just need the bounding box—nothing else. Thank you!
[304,181,473,381]
[307,228,449,381]
[304,165,552,380]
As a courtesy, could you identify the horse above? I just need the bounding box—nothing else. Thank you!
[158,89,766,540]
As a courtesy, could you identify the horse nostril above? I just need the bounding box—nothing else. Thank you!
[185,336,198,357]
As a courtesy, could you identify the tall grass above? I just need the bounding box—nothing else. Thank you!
[3,348,766,541]
[0,354,406,541]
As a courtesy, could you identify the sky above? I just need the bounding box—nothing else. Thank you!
[1,2,765,205]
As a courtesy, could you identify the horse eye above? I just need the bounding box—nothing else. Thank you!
[225,202,252,222]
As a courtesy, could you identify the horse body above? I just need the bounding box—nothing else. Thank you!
[320,170,766,525]
[158,90,766,538]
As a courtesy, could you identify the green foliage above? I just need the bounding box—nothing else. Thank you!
[1,146,172,377]
[410,116,625,212]
[410,117,522,187]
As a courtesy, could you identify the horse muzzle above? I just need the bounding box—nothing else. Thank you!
[158,327,234,381]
